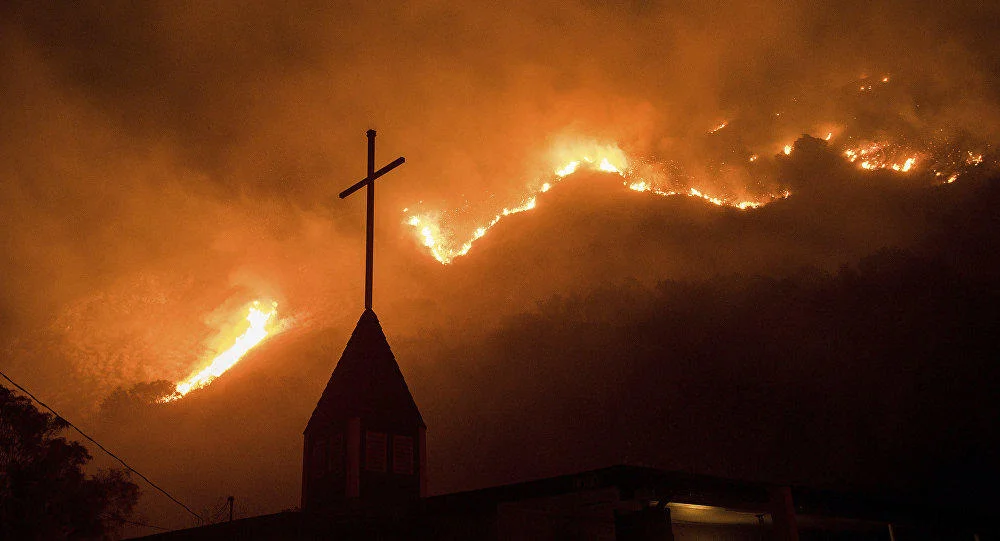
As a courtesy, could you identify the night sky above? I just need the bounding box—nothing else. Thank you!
[2,1,999,533]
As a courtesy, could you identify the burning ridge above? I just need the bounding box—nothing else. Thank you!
[404,74,993,265]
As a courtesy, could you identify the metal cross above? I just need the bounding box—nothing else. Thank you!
[339,130,405,310]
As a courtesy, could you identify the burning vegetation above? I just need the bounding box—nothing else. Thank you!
[401,73,994,265]
[160,301,281,402]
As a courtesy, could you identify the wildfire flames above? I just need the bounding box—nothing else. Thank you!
[401,74,991,265]
[843,142,917,172]
[160,301,280,402]
[405,140,789,264]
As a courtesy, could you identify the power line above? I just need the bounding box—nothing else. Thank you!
[105,516,171,532]
[0,370,204,523]
[207,498,230,523]
[123,518,170,531]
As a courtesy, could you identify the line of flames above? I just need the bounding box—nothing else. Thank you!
[405,132,982,265]
[405,146,788,265]
[160,301,279,402]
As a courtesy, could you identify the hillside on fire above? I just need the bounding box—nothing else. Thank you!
[3,1,1000,538]
[82,149,1000,531]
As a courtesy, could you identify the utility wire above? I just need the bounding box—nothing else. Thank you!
[208,498,229,523]
[104,516,171,532]
[0,370,204,523]
[123,518,170,532]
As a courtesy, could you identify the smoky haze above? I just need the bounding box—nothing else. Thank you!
[2,0,999,532]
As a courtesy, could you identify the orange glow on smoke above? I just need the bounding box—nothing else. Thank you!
[402,112,987,264]
[161,301,280,402]
[843,142,919,173]
[405,139,788,264]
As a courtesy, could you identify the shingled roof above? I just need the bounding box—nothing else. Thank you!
[305,309,424,432]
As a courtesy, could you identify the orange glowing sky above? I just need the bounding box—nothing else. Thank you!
[2,0,1000,534]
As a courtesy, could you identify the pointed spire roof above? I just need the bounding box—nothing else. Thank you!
[306,309,424,432]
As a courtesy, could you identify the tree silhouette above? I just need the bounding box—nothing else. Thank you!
[99,380,175,420]
[1,384,139,540]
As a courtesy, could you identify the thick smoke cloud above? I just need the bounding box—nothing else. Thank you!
[2,0,999,532]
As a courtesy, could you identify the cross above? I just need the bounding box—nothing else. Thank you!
[339,129,405,311]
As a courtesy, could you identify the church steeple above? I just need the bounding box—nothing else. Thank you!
[302,309,426,510]
[304,131,421,510]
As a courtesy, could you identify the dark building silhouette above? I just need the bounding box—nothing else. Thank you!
[302,309,425,509]
[131,310,993,540]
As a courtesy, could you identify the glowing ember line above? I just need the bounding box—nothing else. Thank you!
[409,197,539,263]
[403,127,982,265]
[405,142,785,264]
[842,142,919,173]
[161,301,278,402]
[555,161,580,177]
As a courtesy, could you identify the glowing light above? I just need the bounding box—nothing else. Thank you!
[407,141,632,263]
[404,119,981,265]
[405,139,786,264]
[408,195,542,264]
[843,142,919,173]
[161,301,279,402]
[690,188,723,206]
[598,158,620,173]
[421,226,436,247]
[555,161,580,177]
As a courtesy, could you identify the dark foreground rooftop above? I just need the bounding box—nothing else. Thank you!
[131,464,993,541]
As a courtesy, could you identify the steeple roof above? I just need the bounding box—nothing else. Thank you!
[305,309,424,432]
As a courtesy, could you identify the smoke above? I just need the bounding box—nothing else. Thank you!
[2,0,1000,531]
